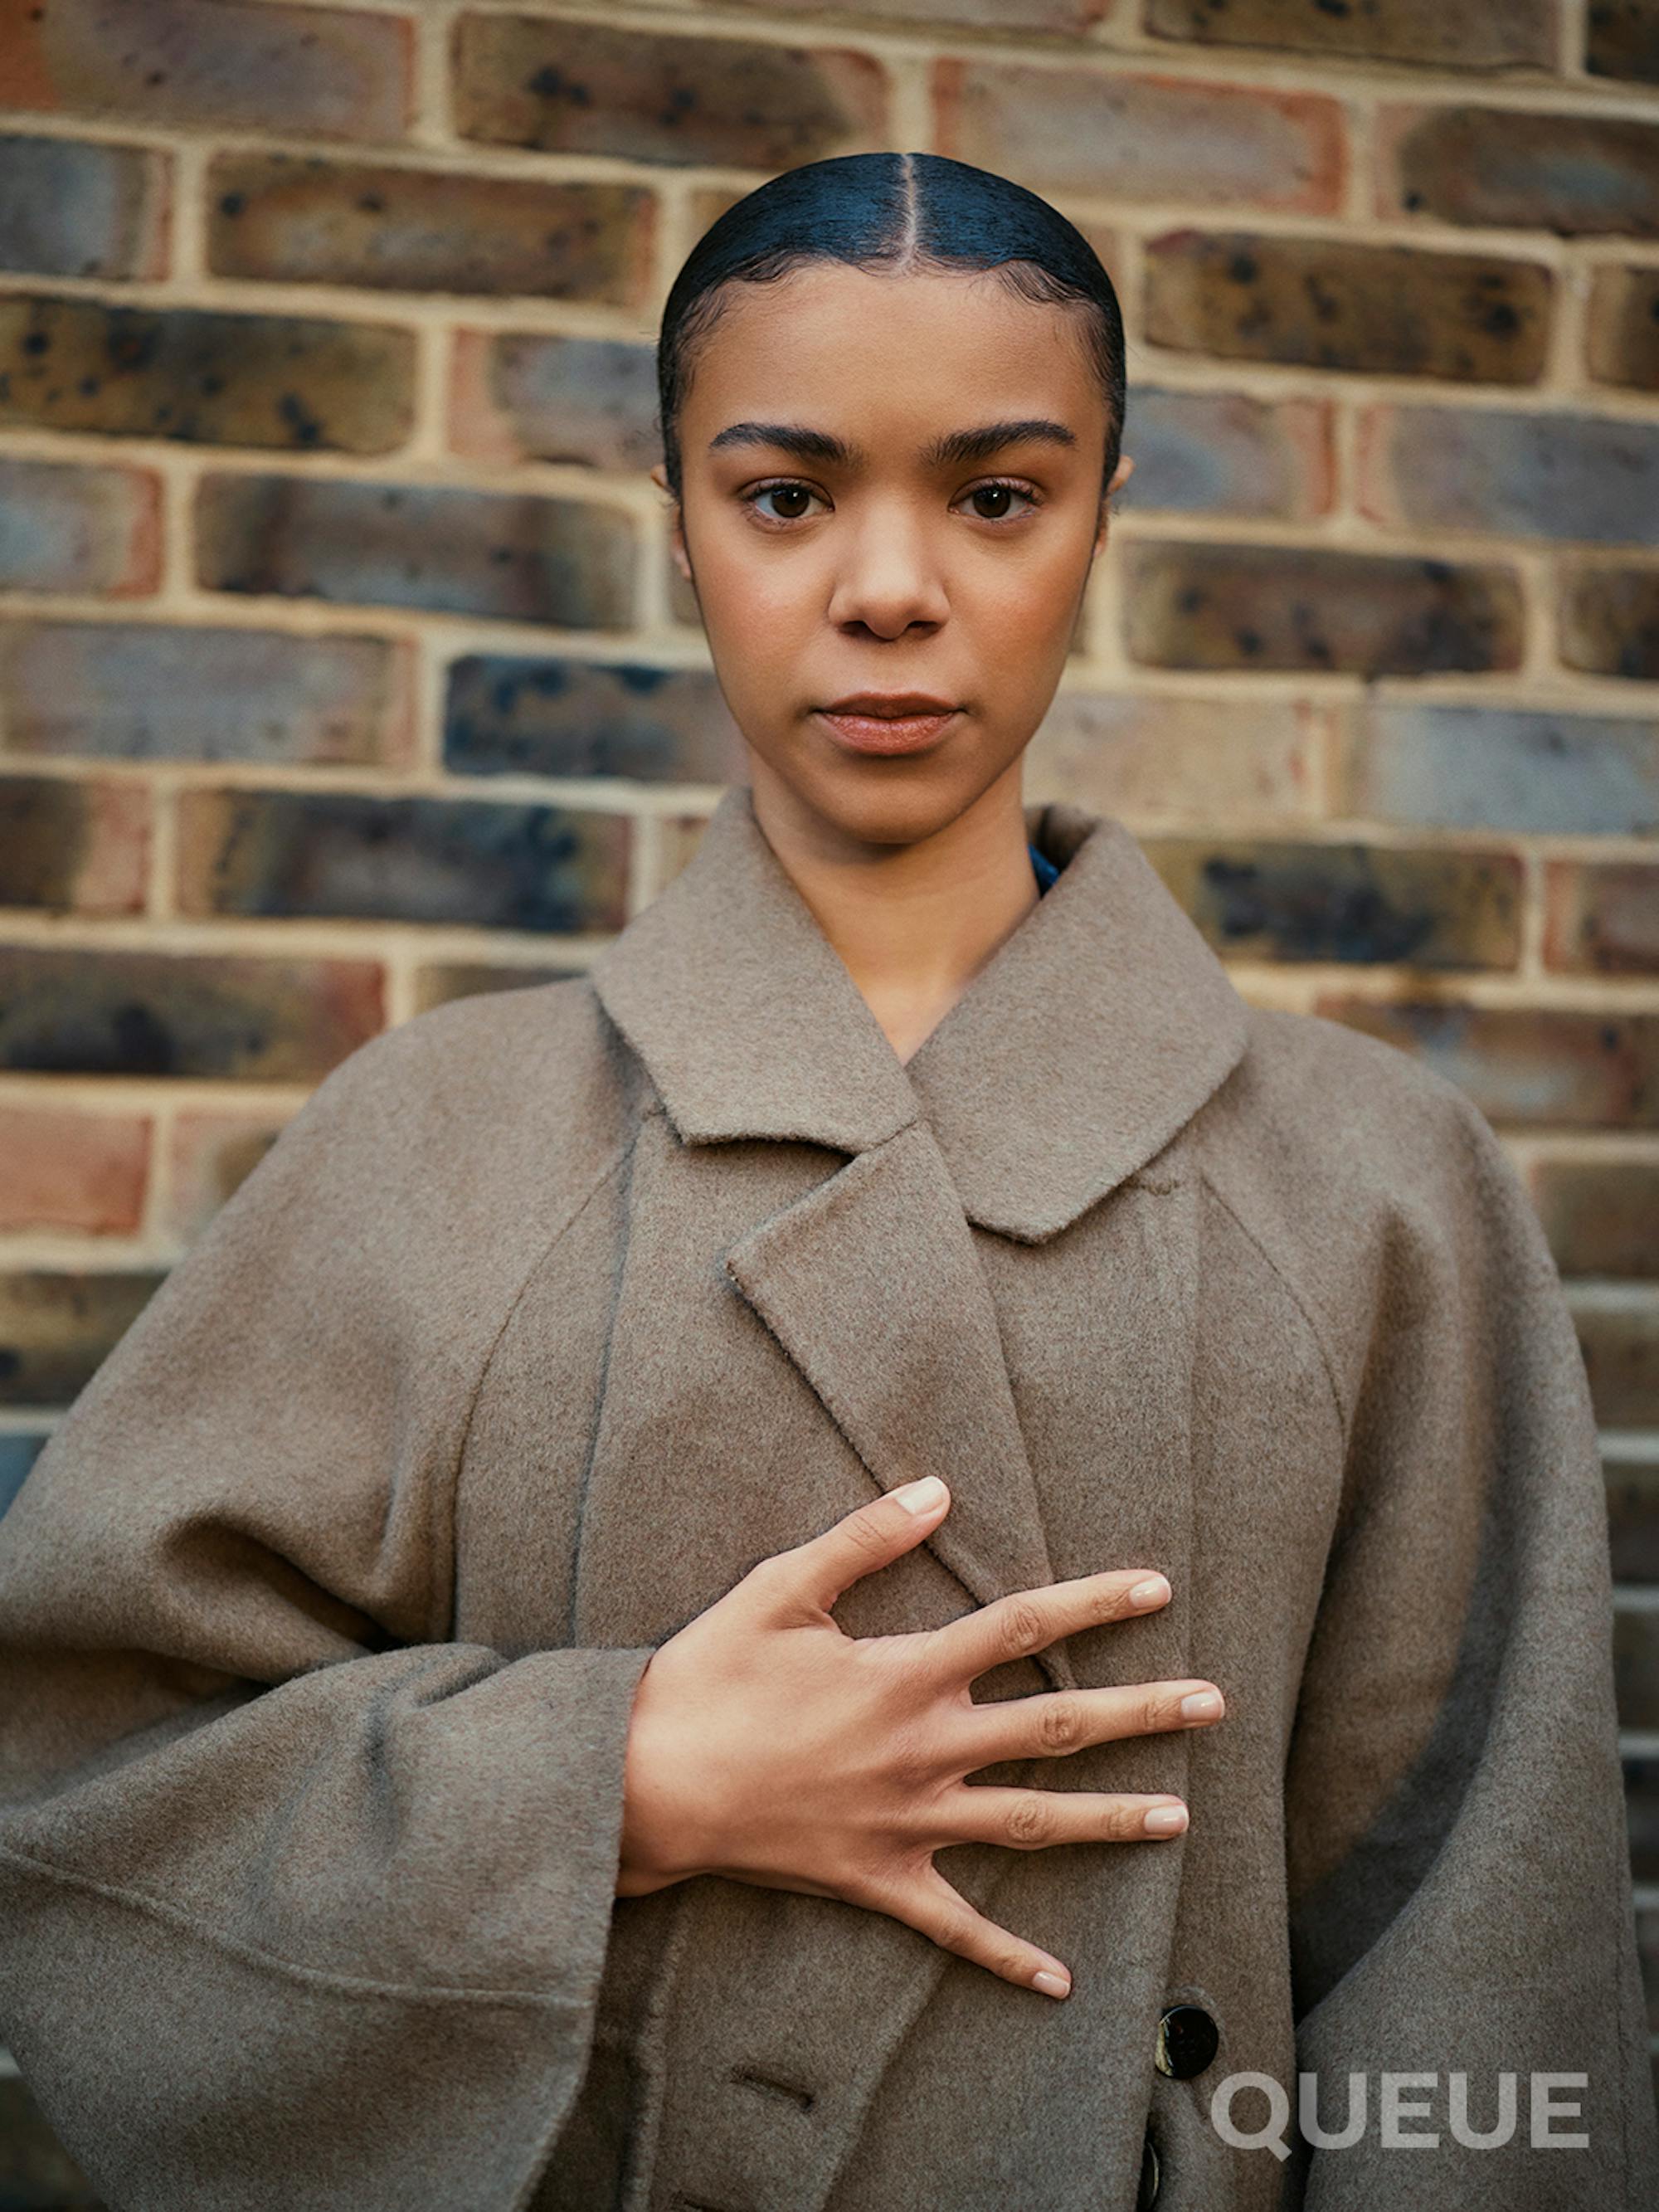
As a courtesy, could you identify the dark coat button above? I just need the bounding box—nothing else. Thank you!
[1136,2132,1160,2209]
[1154,2002,1219,2079]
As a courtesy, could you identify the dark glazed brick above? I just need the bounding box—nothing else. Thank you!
[0,131,168,280]
[452,16,887,169]
[1123,543,1524,677]
[1532,1159,1659,1278]
[1341,705,1659,837]
[1140,839,1523,969]
[0,0,411,141]
[1144,0,1557,67]
[1588,1,1659,83]
[1310,997,1659,1128]
[0,455,160,594]
[1386,105,1659,237]
[207,154,654,306]
[0,946,384,1080]
[1362,406,1659,545]
[0,1431,51,1518]
[413,960,586,1015]
[450,332,660,470]
[1116,387,1332,519]
[1608,1457,1659,1583]
[1575,1301,1659,1426]
[0,776,148,914]
[1615,1607,1659,1728]
[0,1269,165,1406]
[0,2071,105,2202]
[1559,566,1659,682]
[1588,266,1659,392]
[937,61,1343,213]
[1629,1756,1659,1883]
[0,294,416,454]
[175,789,630,933]
[195,474,635,628]
[445,655,745,783]
[1144,231,1550,383]
[1545,860,1659,976]
[0,619,409,767]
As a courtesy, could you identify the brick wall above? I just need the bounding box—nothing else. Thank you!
[1,0,1657,2189]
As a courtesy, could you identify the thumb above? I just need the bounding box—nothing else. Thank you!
[771,1477,951,1616]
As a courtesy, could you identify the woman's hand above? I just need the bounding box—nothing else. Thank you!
[615,1474,1225,2000]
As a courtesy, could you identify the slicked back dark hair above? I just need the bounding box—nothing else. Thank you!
[654,149,1125,505]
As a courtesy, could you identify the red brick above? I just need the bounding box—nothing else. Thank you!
[0,1103,148,1234]
[1310,996,1659,1129]
[1587,2,1659,85]
[1606,1454,1659,1583]
[0,130,168,280]
[0,946,384,1081]
[0,1268,165,1406]
[1545,860,1659,977]
[0,0,411,142]
[1145,230,1550,382]
[1117,387,1333,520]
[1144,837,1522,970]
[1587,265,1659,392]
[0,455,160,595]
[1382,104,1659,238]
[1145,0,1558,66]
[449,331,660,470]
[453,16,888,168]
[1559,564,1659,682]
[207,155,654,307]
[165,1109,286,1238]
[937,62,1343,214]
[412,958,585,1016]
[751,0,1107,25]
[0,775,148,914]
[1024,694,1324,824]
[444,655,745,785]
[1530,1157,1659,1278]
[1574,1298,1659,1426]
[1123,541,1524,676]
[194,473,635,631]
[0,619,411,768]
[174,788,630,934]
[1360,405,1659,545]
[0,293,416,455]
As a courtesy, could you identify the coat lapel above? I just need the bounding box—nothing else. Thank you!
[587,782,1248,1698]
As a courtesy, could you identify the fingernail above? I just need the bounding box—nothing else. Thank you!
[1144,1804,1188,1834]
[1128,1576,1168,1606]
[1033,1969,1071,2000]
[1180,1690,1223,1719]
[891,1476,946,1514]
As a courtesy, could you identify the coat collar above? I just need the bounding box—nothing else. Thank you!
[589,778,1248,1244]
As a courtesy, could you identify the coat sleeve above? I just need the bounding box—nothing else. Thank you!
[0,1013,657,2212]
[1280,1073,1659,2205]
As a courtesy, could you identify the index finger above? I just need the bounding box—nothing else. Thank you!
[920,1569,1171,1688]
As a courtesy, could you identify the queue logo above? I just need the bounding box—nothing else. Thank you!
[1208,2071,1590,2158]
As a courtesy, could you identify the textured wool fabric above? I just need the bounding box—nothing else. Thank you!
[0,779,1652,2212]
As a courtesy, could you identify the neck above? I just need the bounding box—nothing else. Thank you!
[743,755,1041,1066]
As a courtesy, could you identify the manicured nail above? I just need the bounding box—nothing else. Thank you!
[1033,1969,1071,2000]
[1144,1804,1188,1834]
[891,1476,946,1514]
[1180,1690,1223,1719]
[1128,1576,1169,1606]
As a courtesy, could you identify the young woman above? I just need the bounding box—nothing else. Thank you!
[0,152,1653,2212]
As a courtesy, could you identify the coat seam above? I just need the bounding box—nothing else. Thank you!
[0,1839,585,2010]
[1197,1163,1350,1456]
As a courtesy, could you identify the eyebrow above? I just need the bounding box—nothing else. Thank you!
[706,418,1079,470]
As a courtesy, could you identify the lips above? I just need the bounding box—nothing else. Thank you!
[814,694,963,758]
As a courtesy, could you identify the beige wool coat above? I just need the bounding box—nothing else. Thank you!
[1,779,1654,2212]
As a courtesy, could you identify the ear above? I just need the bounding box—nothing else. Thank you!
[651,461,693,584]
[1094,452,1134,557]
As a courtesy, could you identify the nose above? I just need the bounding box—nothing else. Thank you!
[824,504,950,640]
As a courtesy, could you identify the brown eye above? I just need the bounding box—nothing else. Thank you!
[972,485,1014,519]
[750,482,819,522]
[961,482,1038,522]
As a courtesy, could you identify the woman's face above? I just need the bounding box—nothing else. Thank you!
[653,261,1127,852]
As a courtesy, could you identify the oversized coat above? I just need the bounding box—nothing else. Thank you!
[0,779,1654,2212]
